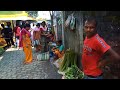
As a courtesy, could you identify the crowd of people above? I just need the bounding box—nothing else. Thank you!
[1,22,15,48]
[0,20,64,65]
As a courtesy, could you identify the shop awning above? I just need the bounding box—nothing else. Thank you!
[0,11,35,20]
[36,18,47,21]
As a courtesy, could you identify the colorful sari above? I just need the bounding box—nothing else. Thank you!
[40,26,48,52]
[21,28,33,64]
[33,27,42,52]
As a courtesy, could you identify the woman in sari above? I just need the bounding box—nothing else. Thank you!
[40,21,48,52]
[33,23,42,52]
[21,24,33,64]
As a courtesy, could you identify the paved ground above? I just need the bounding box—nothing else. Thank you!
[0,47,62,79]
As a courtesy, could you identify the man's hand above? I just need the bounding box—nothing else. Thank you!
[98,48,120,69]
[97,60,107,69]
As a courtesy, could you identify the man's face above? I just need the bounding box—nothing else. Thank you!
[84,21,96,38]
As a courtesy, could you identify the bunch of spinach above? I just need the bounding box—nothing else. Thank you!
[64,65,84,79]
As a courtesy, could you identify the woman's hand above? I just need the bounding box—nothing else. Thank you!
[26,44,30,48]
[26,45,29,48]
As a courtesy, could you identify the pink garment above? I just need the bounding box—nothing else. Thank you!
[34,27,40,31]
[16,27,21,37]
[19,29,23,48]
[19,28,31,47]
[40,25,47,31]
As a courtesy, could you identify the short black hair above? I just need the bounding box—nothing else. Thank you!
[85,17,97,26]
[25,24,30,28]
[36,23,40,27]
[16,23,19,26]
[41,21,46,25]
[1,24,4,28]
[6,22,11,27]
[57,40,62,45]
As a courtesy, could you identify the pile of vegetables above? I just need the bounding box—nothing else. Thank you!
[0,47,5,55]
[59,49,84,79]
[64,65,84,79]
[59,49,77,72]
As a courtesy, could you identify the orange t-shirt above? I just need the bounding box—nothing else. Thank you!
[82,34,111,76]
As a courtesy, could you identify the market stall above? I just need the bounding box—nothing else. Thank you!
[0,11,35,48]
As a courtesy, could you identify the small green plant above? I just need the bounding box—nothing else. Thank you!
[0,47,5,55]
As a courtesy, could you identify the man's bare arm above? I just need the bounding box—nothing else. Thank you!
[98,48,120,68]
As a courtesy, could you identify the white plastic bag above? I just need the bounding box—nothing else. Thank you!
[65,15,72,27]
[53,58,63,68]
[37,52,49,61]
[70,14,76,30]
[37,53,42,60]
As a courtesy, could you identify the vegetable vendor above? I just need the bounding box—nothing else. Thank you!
[52,40,64,60]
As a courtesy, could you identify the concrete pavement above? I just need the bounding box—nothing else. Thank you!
[0,47,62,79]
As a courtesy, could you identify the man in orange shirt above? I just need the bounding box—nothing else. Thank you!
[82,17,120,79]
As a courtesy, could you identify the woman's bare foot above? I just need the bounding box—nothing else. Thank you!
[23,61,32,65]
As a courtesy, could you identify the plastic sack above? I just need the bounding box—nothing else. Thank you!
[37,52,49,61]
[70,14,76,30]
[53,58,62,68]
[65,15,72,27]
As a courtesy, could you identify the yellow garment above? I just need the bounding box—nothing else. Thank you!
[0,36,7,46]
[22,34,33,63]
